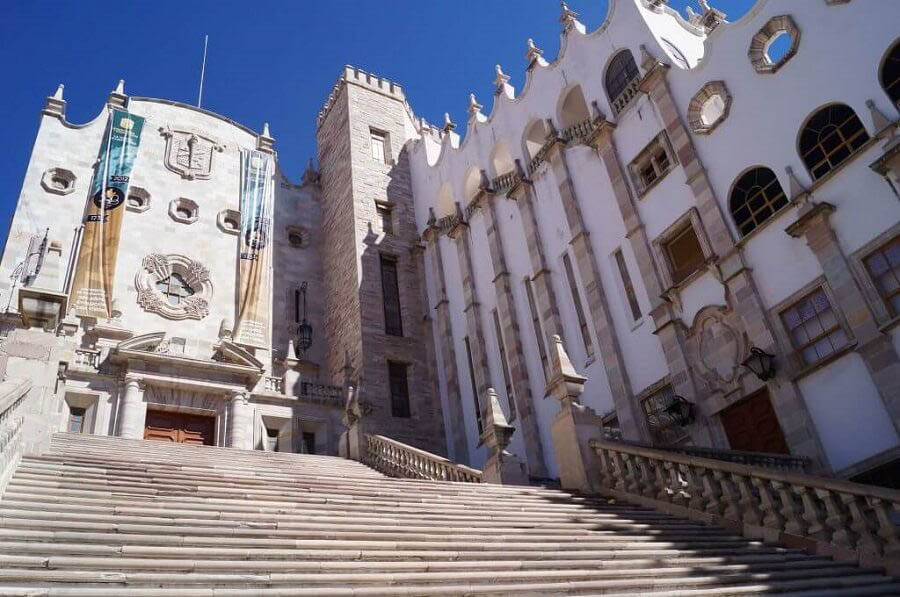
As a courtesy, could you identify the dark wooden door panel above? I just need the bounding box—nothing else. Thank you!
[144,410,215,446]
[720,389,789,455]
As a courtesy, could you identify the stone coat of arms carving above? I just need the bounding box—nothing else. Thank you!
[159,126,224,180]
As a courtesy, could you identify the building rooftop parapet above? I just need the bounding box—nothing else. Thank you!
[317,65,418,131]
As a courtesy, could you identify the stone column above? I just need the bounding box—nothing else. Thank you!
[546,334,605,494]
[787,202,900,431]
[480,190,548,477]
[424,231,469,464]
[116,375,145,439]
[227,391,253,450]
[480,388,528,485]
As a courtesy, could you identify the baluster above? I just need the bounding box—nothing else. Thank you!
[596,448,613,487]
[681,465,706,511]
[753,477,785,531]
[717,470,741,521]
[636,456,657,498]
[798,486,830,542]
[733,473,762,527]
[773,481,807,535]
[841,493,881,555]
[816,488,853,548]
[669,462,690,505]
[621,453,639,495]
[699,468,724,516]
[657,461,676,502]
[868,498,900,558]
[609,450,627,492]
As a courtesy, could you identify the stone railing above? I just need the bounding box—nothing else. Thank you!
[491,170,519,193]
[635,442,811,474]
[590,438,900,573]
[263,376,283,394]
[0,379,32,498]
[611,77,641,115]
[363,433,482,483]
[561,118,596,144]
[72,348,100,371]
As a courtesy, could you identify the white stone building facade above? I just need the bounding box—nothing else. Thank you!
[2,0,899,486]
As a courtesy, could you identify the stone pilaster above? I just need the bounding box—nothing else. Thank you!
[787,202,900,432]
[449,206,492,433]
[544,140,648,442]
[227,391,253,450]
[481,194,548,477]
[116,375,144,440]
[425,233,469,464]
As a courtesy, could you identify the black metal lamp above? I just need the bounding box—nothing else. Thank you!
[664,394,696,427]
[296,281,313,356]
[742,346,776,381]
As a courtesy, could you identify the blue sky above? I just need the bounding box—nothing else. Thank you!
[0,0,755,239]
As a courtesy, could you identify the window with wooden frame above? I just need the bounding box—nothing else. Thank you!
[380,255,403,336]
[463,337,483,435]
[605,49,641,115]
[492,309,515,421]
[863,235,900,318]
[730,167,789,237]
[799,104,870,181]
[663,224,706,285]
[563,253,594,357]
[780,286,850,367]
[614,249,642,321]
[370,128,389,164]
[524,278,549,383]
[629,132,676,197]
[388,361,411,418]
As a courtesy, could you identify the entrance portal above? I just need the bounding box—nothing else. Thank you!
[720,388,789,455]
[144,410,216,446]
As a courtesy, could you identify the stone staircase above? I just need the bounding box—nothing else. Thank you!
[0,433,898,596]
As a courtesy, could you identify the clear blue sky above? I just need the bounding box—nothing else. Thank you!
[0,0,754,239]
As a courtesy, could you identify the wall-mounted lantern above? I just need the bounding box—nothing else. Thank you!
[742,346,776,381]
[664,394,696,427]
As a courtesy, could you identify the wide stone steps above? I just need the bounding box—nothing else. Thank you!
[1,433,898,595]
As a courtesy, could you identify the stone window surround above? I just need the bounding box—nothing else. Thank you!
[169,198,199,225]
[769,275,857,380]
[135,253,212,321]
[748,15,801,75]
[651,207,716,293]
[217,209,241,235]
[628,131,678,198]
[40,167,76,196]
[369,127,392,165]
[64,391,100,435]
[375,199,395,236]
[126,186,151,213]
[687,81,732,135]
[849,222,900,331]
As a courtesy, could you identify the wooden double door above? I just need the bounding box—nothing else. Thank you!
[144,410,215,446]
[719,389,789,455]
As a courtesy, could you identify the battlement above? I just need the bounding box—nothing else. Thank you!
[317,65,408,130]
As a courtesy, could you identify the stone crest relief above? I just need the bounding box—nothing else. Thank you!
[134,253,213,321]
[689,307,750,396]
[159,126,224,180]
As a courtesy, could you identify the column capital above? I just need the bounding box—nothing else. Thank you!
[230,390,249,405]
[122,374,144,390]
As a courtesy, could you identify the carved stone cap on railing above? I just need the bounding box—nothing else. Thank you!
[363,433,482,483]
[589,437,900,572]
[649,442,811,474]
[546,334,586,406]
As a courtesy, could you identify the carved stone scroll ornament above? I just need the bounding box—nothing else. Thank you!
[159,126,225,180]
[134,253,213,321]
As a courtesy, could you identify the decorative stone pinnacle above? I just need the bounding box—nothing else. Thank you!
[482,387,515,453]
[262,122,272,138]
[494,65,510,89]
[114,79,125,95]
[302,158,319,184]
[427,206,437,227]
[546,334,587,405]
[866,99,895,136]
[44,84,67,117]
[785,166,809,200]
[442,112,456,133]
[52,84,64,100]
[467,93,483,117]
[526,38,544,63]
[560,2,579,29]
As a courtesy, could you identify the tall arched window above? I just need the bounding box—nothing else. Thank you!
[606,50,640,115]
[799,104,870,181]
[881,39,900,106]
[730,167,788,237]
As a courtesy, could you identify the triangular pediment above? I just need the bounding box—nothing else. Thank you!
[116,331,167,353]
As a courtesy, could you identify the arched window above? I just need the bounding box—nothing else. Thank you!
[730,167,788,237]
[881,39,900,106]
[606,50,640,115]
[799,104,870,181]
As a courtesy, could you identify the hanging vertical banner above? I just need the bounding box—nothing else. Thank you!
[233,149,274,348]
[69,109,145,318]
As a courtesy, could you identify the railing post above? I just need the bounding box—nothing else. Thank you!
[546,334,605,494]
[480,388,528,485]
[339,385,365,461]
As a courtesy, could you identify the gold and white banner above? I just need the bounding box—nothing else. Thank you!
[233,149,274,348]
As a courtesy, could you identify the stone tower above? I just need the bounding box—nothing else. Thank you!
[317,66,445,454]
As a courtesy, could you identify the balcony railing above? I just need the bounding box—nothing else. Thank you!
[263,376,283,394]
[363,433,482,483]
[491,170,519,193]
[560,118,596,144]
[611,77,641,116]
[72,349,100,371]
[0,379,32,495]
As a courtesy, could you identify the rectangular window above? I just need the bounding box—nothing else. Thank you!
[864,236,900,317]
[629,132,676,196]
[524,278,549,382]
[377,204,394,235]
[370,129,387,163]
[67,406,86,433]
[266,427,279,452]
[388,361,411,418]
[780,287,849,367]
[641,384,688,445]
[563,254,594,357]
[380,255,403,336]
[492,309,515,421]
[614,249,642,320]
[294,289,301,323]
[302,432,316,454]
[664,224,705,284]
[464,338,484,435]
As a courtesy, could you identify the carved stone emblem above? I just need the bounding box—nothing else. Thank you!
[689,306,750,395]
[159,126,224,180]
[134,253,214,321]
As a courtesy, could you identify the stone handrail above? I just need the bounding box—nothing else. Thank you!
[590,438,900,573]
[363,433,482,483]
[491,170,518,193]
[73,348,100,371]
[611,77,641,115]
[561,118,596,144]
[0,379,32,498]
[632,441,811,473]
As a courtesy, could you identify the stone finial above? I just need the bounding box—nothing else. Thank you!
[109,299,123,323]
[867,99,896,138]
[590,100,607,122]
[442,112,456,134]
[785,166,809,201]
[559,2,585,33]
[44,84,67,118]
[686,6,700,25]
[525,38,545,68]
[262,122,271,138]
[697,0,726,33]
[108,79,127,109]
[546,334,587,406]
[257,122,275,153]
[479,169,493,192]
[287,339,297,360]
[114,79,125,95]
[467,94,484,124]
[302,158,319,185]
[218,318,234,340]
[427,206,437,228]
[482,388,515,452]
[494,64,509,88]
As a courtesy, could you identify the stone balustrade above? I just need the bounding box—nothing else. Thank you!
[263,376,283,394]
[491,170,518,193]
[590,437,900,573]
[363,433,482,483]
[611,77,641,115]
[73,348,100,371]
[632,441,811,474]
[561,118,596,144]
[0,379,32,496]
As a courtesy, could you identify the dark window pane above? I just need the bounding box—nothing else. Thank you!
[380,256,403,336]
[388,361,411,418]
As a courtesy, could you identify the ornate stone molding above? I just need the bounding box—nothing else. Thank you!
[687,81,731,135]
[748,15,800,74]
[134,253,212,321]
